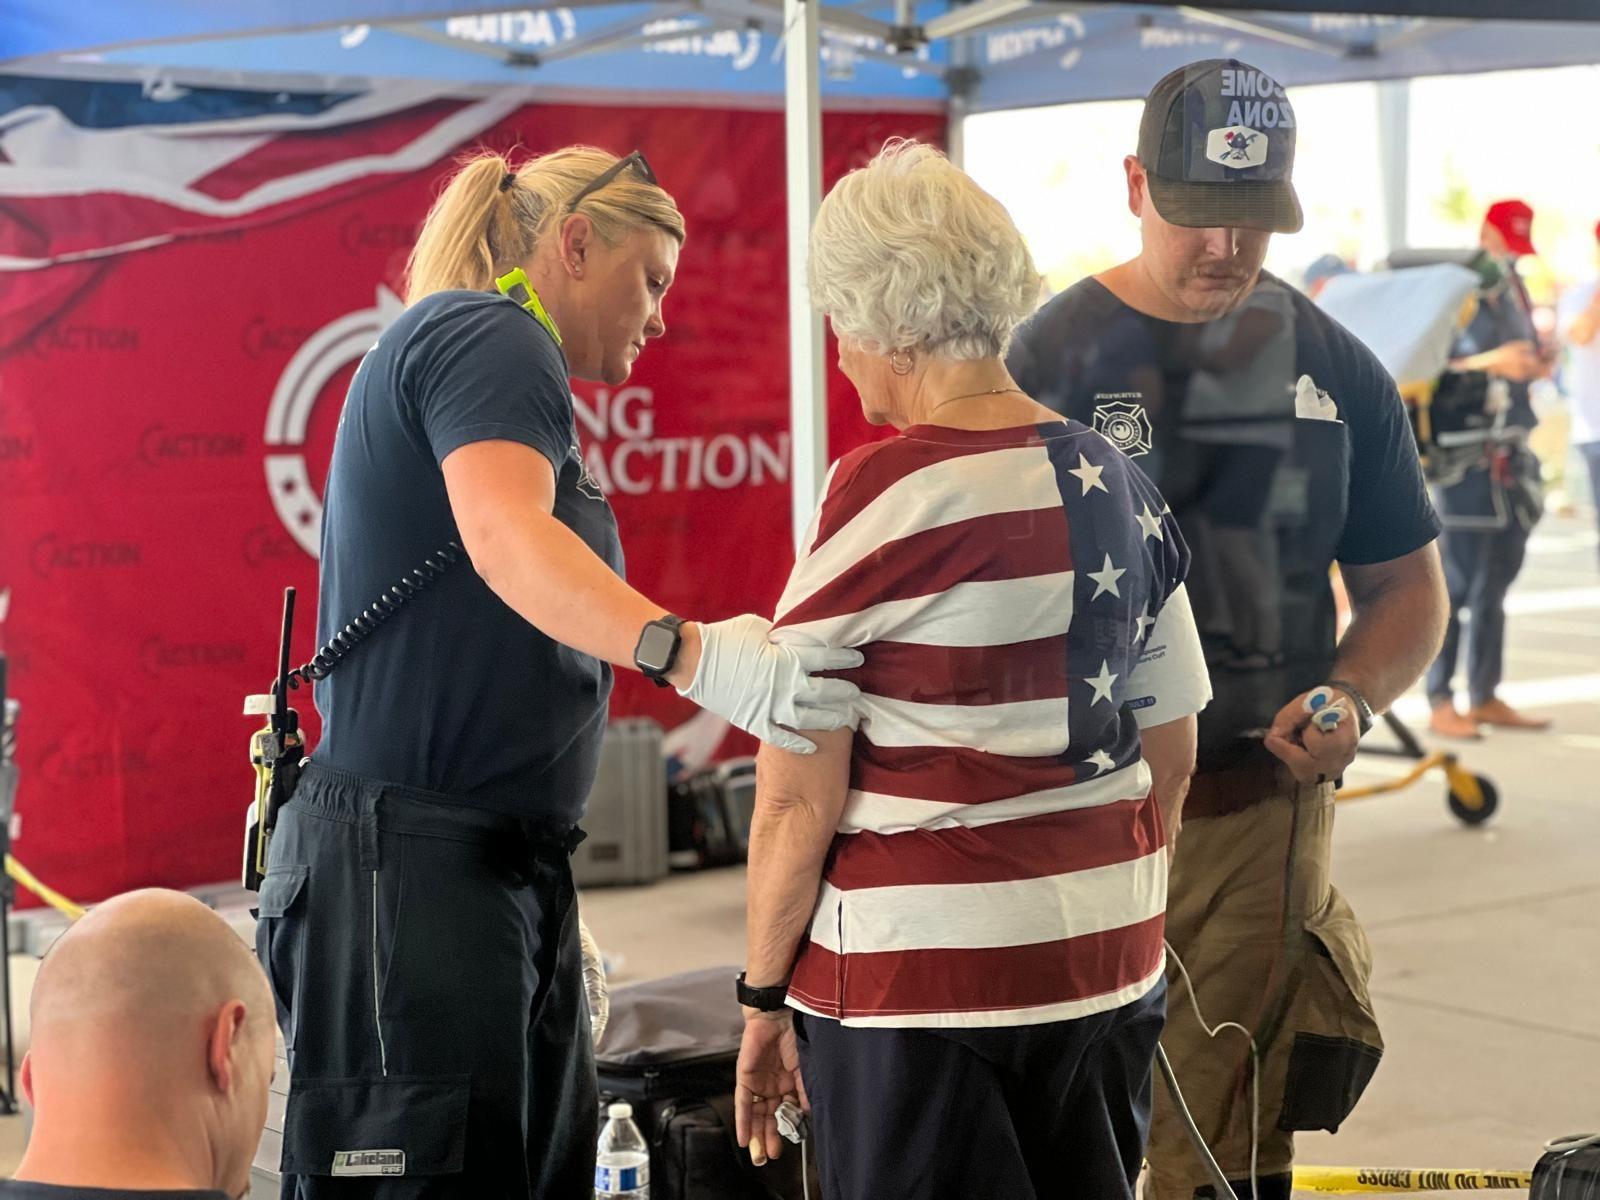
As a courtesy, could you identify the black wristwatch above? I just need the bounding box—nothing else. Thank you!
[633,615,685,689]
[736,972,789,1012]
[1326,679,1375,737]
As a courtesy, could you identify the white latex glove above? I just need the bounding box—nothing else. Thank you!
[680,614,862,756]
[578,910,609,1048]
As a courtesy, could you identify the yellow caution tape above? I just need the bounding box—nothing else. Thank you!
[5,854,86,921]
[1293,1166,1533,1193]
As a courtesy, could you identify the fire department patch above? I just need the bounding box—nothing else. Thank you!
[1092,399,1153,457]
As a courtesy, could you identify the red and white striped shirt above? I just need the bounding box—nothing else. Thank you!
[774,421,1209,1028]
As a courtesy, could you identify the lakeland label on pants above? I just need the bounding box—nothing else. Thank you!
[332,1150,406,1176]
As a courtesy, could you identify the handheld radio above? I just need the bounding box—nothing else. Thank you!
[241,544,464,890]
[242,589,304,891]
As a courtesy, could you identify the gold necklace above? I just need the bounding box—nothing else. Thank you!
[930,385,1026,412]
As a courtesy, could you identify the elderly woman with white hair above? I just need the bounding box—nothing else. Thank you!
[731,141,1213,1199]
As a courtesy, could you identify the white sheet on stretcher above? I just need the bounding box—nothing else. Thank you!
[1315,263,1482,390]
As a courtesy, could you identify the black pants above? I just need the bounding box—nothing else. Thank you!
[256,763,597,1199]
[794,978,1166,1200]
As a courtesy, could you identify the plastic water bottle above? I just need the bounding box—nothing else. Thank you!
[595,1101,650,1199]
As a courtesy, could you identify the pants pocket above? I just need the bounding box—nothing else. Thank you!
[1276,888,1383,1133]
[255,864,309,1051]
[282,1075,471,1182]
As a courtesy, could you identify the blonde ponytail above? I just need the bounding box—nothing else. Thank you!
[405,147,686,305]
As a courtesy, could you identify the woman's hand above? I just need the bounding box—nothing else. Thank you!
[577,911,609,1047]
[734,1009,808,1165]
[677,614,862,755]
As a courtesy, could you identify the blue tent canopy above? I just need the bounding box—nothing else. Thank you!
[10,3,1600,113]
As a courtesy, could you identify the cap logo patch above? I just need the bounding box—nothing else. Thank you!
[1206,126,1268,168]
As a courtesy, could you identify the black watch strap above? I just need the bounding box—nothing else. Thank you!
[634,614,685,689]
[1326,679,1375,737]
[736,972,789,1012]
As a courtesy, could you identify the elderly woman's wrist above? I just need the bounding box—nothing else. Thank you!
[665,620,702,690]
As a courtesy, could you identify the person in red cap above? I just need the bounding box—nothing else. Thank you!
[1485,199,1537,260]
[1557,220,1600,568]
[1425,198,1554,738]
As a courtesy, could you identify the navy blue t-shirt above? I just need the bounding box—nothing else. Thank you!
[314,291,623,824]
[1008,273,1440,770]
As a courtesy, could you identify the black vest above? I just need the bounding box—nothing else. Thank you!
[1011,275,1352,772]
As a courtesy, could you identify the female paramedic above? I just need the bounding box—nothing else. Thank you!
[254,147,862,1199]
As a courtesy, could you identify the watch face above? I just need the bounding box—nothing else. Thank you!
[637,623,678,672]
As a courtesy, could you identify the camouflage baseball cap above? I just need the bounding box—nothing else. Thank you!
[1137,58,1303,234]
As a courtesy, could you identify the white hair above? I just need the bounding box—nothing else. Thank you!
[808,139,1042,360]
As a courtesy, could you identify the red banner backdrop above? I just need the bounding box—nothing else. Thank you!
[0,100,943,905]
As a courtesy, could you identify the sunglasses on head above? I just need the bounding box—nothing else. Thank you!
[567,150,658,211]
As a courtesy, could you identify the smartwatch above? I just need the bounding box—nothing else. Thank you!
[1326,678,1375,737]
[736,972,790,1012]
[633,615,685,688]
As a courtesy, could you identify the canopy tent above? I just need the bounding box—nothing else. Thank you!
[14,6,1600,113]
[5,2,1600,900]
[12,3,1600,539]
[8,0,1596,61]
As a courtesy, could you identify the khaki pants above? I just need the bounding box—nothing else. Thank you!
[1146,781,1383,1200]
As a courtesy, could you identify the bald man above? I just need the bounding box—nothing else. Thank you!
[6,889,276,1200]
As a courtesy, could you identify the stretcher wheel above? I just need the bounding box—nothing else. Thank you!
[1447,775,1499,826]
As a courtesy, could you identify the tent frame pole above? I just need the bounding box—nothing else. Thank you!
[785,0,827,550]
[1377,77,1411,256]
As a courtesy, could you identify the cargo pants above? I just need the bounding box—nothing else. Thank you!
[1146,779,1383,1200]
[256,762,598,1198]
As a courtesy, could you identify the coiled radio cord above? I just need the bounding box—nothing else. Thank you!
[283,542,466,691]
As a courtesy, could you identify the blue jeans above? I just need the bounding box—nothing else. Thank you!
[1580,442,1600,564]
[1425,519,1531,709]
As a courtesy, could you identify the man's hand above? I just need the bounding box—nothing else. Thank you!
[1458,339,1544,383]
[734,1010,807,1166]
[1264,687,1360,784]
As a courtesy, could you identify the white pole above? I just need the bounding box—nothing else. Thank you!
[946,99,967,170]
[946,34,969,170]
[785,0,827,550]
[1376,78,1411,259]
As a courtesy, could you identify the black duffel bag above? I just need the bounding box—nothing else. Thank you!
[1531,1135,1600,1199]
[596,966,818,1200]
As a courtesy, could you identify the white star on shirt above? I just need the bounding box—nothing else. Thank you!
[1136,503,1165,542]
[1067,453,1108,497]
[1135,610,1157,641]
[1086,660,1119,705]
[1087,554,1126,600]
[1087,749,1117,773]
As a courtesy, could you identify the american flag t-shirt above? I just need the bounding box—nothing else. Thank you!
[773,421,1210,1029]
